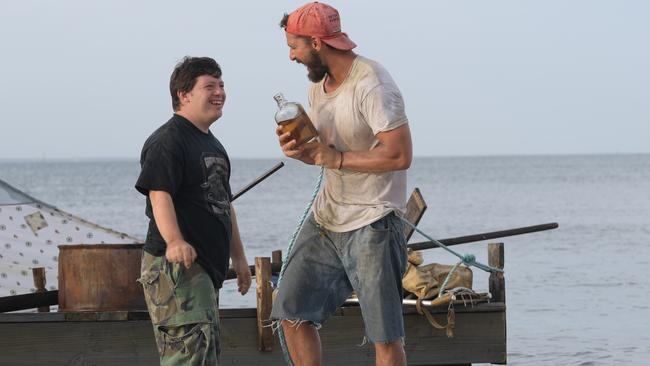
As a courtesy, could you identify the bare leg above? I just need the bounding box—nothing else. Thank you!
[281,320,322,366]
[375,339,406,366]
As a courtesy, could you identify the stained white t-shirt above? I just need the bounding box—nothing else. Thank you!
[308,56,409,232]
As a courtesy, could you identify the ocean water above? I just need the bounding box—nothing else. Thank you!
[1,154,649,365]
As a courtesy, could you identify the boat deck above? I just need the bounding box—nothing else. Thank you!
[0,302,506,366]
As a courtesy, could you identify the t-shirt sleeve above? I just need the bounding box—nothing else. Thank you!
[360,83,409,136]
[135,140,183,197]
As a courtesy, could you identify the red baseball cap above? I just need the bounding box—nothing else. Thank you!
[286,2,357,51]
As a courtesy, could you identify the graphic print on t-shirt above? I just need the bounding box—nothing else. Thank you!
[201,155,230,217]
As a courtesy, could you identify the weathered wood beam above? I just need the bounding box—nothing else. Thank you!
[0,290,58,313]
[403,187,427,242]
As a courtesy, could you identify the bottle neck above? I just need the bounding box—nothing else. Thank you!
[273,93,287,108]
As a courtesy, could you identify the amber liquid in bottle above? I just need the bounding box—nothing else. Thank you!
[274,93,318,147]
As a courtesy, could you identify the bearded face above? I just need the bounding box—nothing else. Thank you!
[300,50,328,83]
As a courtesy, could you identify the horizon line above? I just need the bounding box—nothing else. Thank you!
[1,151,649,163]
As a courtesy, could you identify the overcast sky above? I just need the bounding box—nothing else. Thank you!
[1,0,648,160]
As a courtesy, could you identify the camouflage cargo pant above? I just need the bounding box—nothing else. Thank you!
[138,251,220,366]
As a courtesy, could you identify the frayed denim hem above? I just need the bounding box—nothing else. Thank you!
[358,335,405,347]
[269,318,322,334]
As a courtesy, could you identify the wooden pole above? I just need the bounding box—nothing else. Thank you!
[407,223,558,251]
[488,243,505,303]
[232,162,284,202]
[255,257,273,352]
[32,267,50,313]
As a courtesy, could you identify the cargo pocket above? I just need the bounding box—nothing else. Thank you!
[158,312,217,366]
[138,263,177,324]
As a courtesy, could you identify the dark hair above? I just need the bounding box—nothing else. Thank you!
[279,13,327,48]
[280,13,289,29]
[169,56,222,111]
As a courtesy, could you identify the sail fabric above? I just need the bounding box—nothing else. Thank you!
[0,178,140,297]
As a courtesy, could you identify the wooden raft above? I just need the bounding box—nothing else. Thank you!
[0,188,507,365]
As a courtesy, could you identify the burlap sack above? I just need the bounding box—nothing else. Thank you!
[401,250,474,337]
[402,252,473,300]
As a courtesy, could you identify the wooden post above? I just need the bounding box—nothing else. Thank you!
[488,243,505,303]
[255,257,273,352]
[271,250,282,270]
[32,267,50,313]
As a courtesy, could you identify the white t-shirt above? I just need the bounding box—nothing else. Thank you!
[308,55,409,232]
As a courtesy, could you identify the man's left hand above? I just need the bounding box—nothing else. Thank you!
[232,258,252,295]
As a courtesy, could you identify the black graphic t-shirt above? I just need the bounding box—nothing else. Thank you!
[135,114,233,288]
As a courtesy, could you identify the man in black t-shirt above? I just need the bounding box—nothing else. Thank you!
[135,56,251,365]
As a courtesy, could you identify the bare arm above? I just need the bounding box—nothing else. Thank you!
[149,190,197,268]
[229,203,251,295]
[277,124,412,173]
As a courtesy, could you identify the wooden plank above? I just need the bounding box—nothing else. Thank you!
[0,310,505,365]
[0,290,58,313]
[0,309,260,323]
[0,302,505,324]
[404,187,427,242]
[0,312,66,323]
[64,311,131,322]
[255,257,273,352]
[0,320,159,365]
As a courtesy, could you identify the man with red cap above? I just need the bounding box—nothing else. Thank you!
[271,2,413,365]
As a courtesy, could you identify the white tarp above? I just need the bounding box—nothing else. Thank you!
[0,178,140,297]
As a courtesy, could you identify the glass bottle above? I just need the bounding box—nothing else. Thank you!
[273,93,318,147]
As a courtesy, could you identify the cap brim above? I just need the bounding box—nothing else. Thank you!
[322,33,357,51]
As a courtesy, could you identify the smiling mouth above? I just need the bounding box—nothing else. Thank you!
[210,100,223,106]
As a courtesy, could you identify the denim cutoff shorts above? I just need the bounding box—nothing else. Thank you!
[270,212,408,343]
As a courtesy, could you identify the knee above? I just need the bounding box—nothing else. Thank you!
[374,338,404,353]
[280,319,319,333]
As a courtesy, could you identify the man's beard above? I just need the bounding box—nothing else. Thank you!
[303,50,328,82]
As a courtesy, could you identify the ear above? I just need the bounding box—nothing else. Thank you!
[177,90,190,105]
[310,36,323,52]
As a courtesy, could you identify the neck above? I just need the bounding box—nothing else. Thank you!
[323,51,357,92]
[176,110,212,133]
